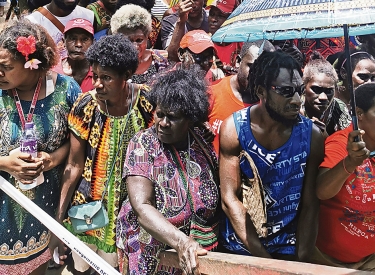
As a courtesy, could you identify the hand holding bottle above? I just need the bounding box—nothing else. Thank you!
[4,150,44,184]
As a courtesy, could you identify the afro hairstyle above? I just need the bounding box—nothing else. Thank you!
[86,34,139,76]
[148,66,209,124]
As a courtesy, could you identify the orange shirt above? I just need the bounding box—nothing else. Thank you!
[317,125,375,263]
[208,75,251,154]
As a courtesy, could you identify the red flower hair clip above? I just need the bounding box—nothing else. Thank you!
[16,35,41,70]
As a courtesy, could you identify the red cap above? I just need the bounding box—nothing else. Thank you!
[206,0,237,14]
[180,30,214,54]
[64,18,94,35]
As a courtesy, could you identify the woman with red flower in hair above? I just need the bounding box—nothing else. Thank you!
[0,20,81,274]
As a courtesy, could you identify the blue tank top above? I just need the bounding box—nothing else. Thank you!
[220,106,312,255]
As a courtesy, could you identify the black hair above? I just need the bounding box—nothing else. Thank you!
[357,34,375,56]
[355,82,375,113]
[303,51,338,86]
[86,34,138,75]
[239,40,274,59]
[248,50,302,102]
[335,49,375,81]
[148,67,209,123]
[0,19,59,71]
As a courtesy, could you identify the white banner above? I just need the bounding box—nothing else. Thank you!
[0,176,121,275]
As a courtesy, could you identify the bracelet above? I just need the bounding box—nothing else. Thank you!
[342,157,353,175]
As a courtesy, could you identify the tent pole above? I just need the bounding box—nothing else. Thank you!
[344,24,359,138]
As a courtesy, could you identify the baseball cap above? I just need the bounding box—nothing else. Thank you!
[206,0,237,14]
[180,30,215,54]
[64,18,94,36]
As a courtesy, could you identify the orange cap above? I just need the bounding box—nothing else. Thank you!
[180,30,215,54]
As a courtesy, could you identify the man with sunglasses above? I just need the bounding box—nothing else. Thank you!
[177,30,222,83]
[208,40,275,153]
[219,51,324,262]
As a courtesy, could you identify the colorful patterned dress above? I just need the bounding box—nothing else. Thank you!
[64,87,153,254]
[116,126,220,275]
[87,1,113,33]
[0,74,81,273]
[149,15,162,48]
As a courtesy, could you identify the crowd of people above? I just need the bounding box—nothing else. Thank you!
[0,0,375,275]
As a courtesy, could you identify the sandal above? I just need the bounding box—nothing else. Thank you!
[47,259,62,270]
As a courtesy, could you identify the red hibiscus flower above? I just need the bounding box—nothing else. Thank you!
[16,36,36,61]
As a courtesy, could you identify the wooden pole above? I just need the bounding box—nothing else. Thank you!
[159,250,373,275]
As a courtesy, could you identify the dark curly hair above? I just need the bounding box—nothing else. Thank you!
[86,34,139,76]
[355,82,375,113]
[335,49,375,81]
[148,67,209,123]
[0,19,58,71]
[303,51,338,86]
[248,50,302,102]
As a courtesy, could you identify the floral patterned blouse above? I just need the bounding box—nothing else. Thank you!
[0,74,80,266]
[116,126,220,275]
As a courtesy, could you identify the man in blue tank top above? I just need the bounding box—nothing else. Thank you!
[219,51,325,262]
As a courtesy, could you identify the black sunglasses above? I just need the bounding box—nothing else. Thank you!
[357,73,375,83]
[190,53,214,65]
[270,85,304,98]
[310,86,335,95]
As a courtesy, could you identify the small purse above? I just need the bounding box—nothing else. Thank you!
[68,201,109,233]
[239,150,268,238]
[68,84,135,234]
[189,219,219,250]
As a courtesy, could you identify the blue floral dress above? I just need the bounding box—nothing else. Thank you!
[0,74,80,268]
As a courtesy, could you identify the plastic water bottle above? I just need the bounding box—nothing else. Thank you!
[19,122,38,190]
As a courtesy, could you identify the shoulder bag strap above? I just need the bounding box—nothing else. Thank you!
[169,146,194,212]
[189,129,219,185]
[37,7,65,33]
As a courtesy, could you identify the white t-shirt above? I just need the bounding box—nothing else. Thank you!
[26,6,94,59]
[151,0,169,20]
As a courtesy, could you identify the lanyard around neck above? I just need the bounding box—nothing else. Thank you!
[12,77,42,129]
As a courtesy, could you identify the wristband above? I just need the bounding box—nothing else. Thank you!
[343,157,354,175]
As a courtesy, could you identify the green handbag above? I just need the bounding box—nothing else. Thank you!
[68,201,109,233]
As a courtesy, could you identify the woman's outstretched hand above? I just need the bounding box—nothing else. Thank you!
[176,237,207,275]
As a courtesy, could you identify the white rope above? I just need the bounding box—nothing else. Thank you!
[0,176,121,275]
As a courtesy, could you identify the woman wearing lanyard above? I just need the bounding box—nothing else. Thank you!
[0,20,81,275]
